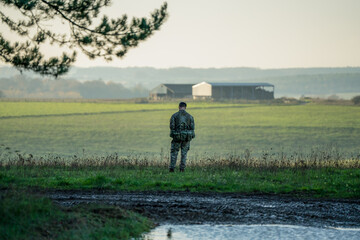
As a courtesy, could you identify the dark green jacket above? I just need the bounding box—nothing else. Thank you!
[170,110,195,141]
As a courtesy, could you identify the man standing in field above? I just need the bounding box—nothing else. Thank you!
[169,102,195,172]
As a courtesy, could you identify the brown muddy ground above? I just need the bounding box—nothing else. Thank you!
[46,190,360,228]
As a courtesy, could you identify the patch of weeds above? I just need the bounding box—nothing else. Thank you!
[0,173,15,184]
[154,181,162,187]
[82,175,110,188]
[53,176,72,187]
[151,181,173,187]
[0,190,66,240]
[181,182,201,191]
[113,178,124,185]
[64,204,154,240]
[57,180,71,187]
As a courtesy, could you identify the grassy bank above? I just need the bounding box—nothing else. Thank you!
[0,190,153,240]
[1,162,359,199]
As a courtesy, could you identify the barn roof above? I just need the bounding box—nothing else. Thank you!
[162,84,194,93]
[208,82,274,87]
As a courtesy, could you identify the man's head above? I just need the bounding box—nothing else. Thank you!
[179,102,187,110]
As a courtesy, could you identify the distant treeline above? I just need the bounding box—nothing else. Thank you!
[1,66,360,98]
[258,73,360,96]
[0,75,148,99]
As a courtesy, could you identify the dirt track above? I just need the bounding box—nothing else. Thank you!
[47,190,360,228]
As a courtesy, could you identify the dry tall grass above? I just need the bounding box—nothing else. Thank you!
[1,148,359,169]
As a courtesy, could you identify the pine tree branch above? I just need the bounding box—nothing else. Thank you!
[0,0,168,77]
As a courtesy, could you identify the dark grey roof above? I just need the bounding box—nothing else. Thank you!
[209,82,274,87]
[162,84,194,93]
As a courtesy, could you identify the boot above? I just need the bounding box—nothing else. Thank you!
[169,168,174,173]
[180,169,184,172]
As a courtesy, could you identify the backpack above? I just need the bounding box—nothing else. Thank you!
[171,113,195,141]
[171,129,194,141]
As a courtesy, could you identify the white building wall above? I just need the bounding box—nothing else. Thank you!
[192,82,212,99]
[150,84,168,94]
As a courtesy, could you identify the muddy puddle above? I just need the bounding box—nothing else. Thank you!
[143,224,360,240]
[48,190,360,229]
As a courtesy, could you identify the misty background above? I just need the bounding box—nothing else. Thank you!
[1,66,360,99]
[1,1,360,99]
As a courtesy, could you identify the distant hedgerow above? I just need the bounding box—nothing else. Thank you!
[351,95,360,105]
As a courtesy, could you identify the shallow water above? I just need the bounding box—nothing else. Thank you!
[143,224,360,240]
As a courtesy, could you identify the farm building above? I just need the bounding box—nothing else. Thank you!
[149,84,193,99]
[192,82,274,100]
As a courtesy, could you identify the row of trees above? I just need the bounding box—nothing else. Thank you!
[0,76,148,99]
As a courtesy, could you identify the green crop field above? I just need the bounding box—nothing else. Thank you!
[1,100,359,158]
[1,100,360,200]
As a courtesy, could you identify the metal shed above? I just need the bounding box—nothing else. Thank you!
[192,82,274,100]
[150,84,193,99]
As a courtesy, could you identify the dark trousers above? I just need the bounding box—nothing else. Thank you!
[170,140,190,170]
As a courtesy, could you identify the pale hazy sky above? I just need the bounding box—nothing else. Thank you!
[2,0,360,68]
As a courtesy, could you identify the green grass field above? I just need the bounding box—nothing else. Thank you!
[1,100,359,157]
[1,100,360,201]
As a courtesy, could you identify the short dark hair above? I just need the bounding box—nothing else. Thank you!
[179,102,187,108]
